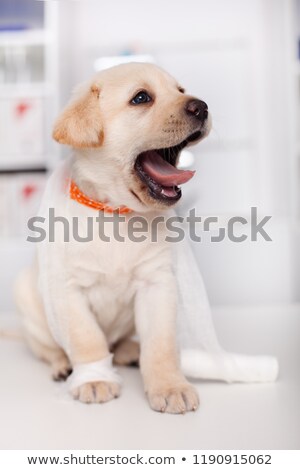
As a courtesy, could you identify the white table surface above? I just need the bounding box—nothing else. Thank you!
[0,304,299,450]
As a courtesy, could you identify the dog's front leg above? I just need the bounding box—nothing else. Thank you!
[135,269,199,414]
[54,285,121,404]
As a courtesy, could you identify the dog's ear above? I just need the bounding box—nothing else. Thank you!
[52,84,103,148]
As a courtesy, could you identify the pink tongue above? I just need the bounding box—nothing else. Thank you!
[140,151,195,187]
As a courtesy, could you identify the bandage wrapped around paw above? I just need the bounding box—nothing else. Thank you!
[67,354,122,391]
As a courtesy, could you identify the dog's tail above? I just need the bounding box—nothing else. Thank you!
[0,327,23,341]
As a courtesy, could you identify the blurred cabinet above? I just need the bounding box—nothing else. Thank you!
[0,3,58,171]
[0,173,45,238]
[0,1,59,238]
[0,96,44,168]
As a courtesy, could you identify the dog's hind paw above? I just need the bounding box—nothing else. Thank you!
[113,339,140,367]
[51,356,72,382]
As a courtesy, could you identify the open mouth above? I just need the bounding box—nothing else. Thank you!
[134,130,201,204]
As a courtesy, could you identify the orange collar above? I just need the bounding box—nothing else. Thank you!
[69,180,132,214]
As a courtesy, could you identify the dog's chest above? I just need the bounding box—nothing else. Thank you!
[68,245,143,344]
[67,229,165,345]
[66,208,169,276]
[64,207,170,343]
[85,273,136,344]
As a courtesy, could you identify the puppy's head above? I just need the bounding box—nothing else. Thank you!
[53,63,211,211]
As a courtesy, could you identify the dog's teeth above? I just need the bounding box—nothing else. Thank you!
[161,187,178,197]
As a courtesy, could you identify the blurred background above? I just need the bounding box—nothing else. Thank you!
[0,0,299,312]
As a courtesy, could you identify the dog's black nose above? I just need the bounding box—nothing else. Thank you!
[185,99,208,121]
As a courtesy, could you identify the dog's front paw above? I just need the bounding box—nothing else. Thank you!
[72,381,121,404]
[147,382,199,414]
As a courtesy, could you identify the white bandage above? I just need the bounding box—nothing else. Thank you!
[67,354,122,391]
[181,349,279,383]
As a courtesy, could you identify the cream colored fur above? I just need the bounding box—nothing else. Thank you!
[15,63,211,413]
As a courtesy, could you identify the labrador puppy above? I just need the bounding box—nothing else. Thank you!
[15,63,211,413]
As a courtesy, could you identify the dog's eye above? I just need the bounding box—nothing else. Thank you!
[131,91,152,105]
